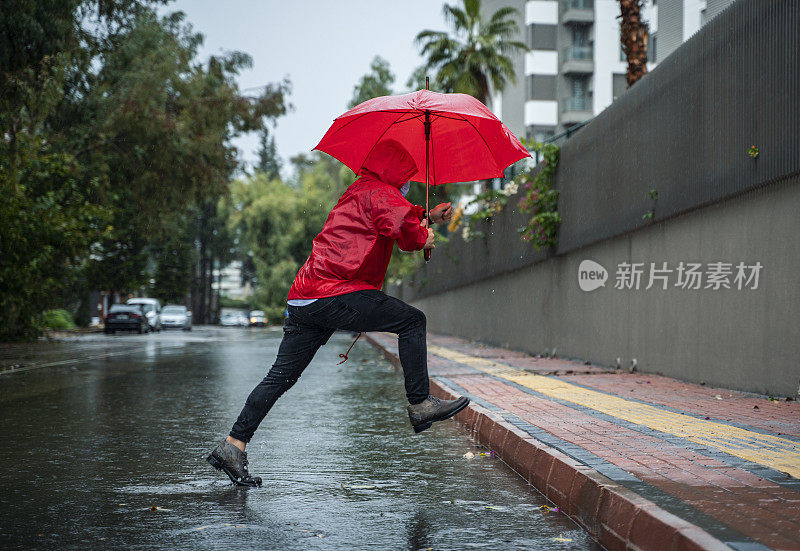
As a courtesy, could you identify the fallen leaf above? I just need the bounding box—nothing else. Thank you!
[715,395,723,400]
[463,452,475,459]
[553,534,573,542]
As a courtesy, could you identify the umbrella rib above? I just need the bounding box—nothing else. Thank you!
[319,110,423,144]
[430,112,473,123]
[354,111,412,175]
[452,113,503,176]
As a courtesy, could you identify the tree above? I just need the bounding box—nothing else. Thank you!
[348,56,395,108]
[618,0,649,87]
[0,0,163,339]
[414,0,526,106]
[72,11,290,322]
[256,126,282,180]
[0,1,291,337]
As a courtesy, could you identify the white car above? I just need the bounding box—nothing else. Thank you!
[220,311,242,326]
[249,310,267,327]
[126,297,162,332]
[160,304,192,331]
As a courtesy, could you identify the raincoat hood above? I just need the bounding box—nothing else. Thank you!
[359,139,418,189]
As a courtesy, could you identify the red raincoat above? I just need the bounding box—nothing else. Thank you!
[288,140,429,300]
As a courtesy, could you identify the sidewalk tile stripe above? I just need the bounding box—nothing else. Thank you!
[433,375,769,550]
[428,344,800,480]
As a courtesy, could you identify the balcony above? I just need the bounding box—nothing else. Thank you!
[562,0,594,24]
[561,96,593,125]
[561,45,594,74]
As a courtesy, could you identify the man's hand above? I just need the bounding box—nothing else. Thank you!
[421,218,435,250]
[429,202,453,224]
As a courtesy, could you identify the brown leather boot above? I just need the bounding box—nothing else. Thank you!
[407,395,470,433]
[207,439,262,487]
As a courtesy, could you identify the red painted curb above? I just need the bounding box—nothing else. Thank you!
[364,333,731,551]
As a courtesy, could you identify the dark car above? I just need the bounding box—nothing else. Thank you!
[104,304,148,334]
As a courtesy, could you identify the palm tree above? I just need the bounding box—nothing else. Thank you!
[618,0,649,87]
[414,0,526,107]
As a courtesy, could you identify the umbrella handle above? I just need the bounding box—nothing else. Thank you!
[424,248,432,262]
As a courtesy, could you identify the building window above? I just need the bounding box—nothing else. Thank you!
[528,75,557,101]
[572,25,589,47]
[650,32,657,63]
[528,24,557,50]
[563,77,589,111]
[572,77,587,98]
[612,73,627,101]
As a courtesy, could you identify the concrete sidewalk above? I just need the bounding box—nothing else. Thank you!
[365,332,800,551]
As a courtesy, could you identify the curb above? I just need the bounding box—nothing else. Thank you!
[364,333,731,551]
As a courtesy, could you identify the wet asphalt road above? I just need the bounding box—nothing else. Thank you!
[0,327,599,550]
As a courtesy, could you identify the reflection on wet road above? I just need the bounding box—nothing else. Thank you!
[0,327,599,550]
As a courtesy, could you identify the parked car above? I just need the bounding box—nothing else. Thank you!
[249,310,267,327]
[220,309,250,327]
[104,304,148,334]
[126,297,162,332]
[220,310,248,327]
[160,304,192,331]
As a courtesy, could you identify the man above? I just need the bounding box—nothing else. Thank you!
[207,140,470,487]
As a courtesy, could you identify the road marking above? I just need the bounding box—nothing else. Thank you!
[428,344,800,479]
[0,344,186,375]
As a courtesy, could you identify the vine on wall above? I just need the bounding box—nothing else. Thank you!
[516,141,561,250]
[447,141,561,250]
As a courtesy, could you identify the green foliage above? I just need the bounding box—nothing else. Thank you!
[256,126,282,180]
[0,139,105,339]
[386,227,449,286]
[219,296,251,309]
[348,56,395,108]
[414,0,527,104]
[516,142,561,249]
[447,187,514,242]
[41,309,77,330]
[0,1,291,338]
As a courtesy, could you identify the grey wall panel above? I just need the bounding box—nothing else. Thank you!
[406,176,800,397]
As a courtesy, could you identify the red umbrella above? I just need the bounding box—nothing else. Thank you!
[314,82,529,260]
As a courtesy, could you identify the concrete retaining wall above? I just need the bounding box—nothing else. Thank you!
[401,174,800,397]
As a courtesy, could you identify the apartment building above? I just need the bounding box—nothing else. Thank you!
[484,0,735,142]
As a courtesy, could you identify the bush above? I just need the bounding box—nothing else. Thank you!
[41,309,76,330]
[219,296,252,309]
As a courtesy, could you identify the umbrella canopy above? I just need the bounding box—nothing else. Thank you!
[314,89,529,186]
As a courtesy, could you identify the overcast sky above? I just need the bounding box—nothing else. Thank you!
[161,0,449,176]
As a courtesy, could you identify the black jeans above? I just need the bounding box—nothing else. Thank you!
[229,289,429,443]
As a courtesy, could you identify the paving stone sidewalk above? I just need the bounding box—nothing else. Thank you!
[365,331,800,551]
